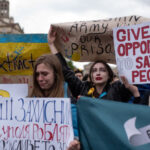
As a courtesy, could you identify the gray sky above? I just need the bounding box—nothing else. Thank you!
[10,0,150,69]
[10,0,150,33]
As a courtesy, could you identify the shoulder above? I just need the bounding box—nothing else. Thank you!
[110,80,122,88]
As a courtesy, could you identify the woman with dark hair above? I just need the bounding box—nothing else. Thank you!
[48,27,140,103]
[30,54,80,150]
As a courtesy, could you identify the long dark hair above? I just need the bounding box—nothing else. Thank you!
[31,54,64,97]
[89,60,114,85]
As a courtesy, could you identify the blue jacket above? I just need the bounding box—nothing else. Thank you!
[64,82,79,138]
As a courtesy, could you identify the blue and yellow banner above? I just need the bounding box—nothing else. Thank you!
[77,97,150,150]
[0,34,50,75]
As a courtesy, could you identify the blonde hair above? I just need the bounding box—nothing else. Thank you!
[31,54,64,97]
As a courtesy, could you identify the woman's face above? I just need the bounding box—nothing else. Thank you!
[91,63,109,85]
[36,63,55,90]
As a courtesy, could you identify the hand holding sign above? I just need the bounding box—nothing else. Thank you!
[121,76,140,97]
[48,26,59,55]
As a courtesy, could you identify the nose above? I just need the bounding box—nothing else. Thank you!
[96,70,101,75]
[37,74,43,81]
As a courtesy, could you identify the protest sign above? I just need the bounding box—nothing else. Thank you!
[51,15,150,63]
[0,34,50,95]
[0,84,28,97]
[113,22,150,84]
[0,34,49,75]
[77,96,150,150]
[0,97,74,150]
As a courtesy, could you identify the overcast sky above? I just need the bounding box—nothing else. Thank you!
[10,0,150,33]
[10,0,150,69]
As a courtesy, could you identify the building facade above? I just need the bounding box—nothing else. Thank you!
[0,0,24,34]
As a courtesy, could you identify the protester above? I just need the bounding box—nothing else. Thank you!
[30,54,80,150]
[74,68,83,81]
[31,54,64,97]
[139,90,150,105]
[48,27,141,103]
[82,73,90,82]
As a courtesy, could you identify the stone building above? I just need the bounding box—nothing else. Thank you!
[0,0,24,34]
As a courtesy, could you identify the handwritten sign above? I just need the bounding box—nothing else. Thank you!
[0,34,50,75]
[0,34,50,95]
[0,97,74,150]
[113,22,150,84]
[0,84,28,97]
[51,15,150,63]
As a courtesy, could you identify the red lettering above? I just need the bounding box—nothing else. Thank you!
[23,125,30,139]
[140,70,147,82]
[51,123,59,141]
[59,125,70,143]
[117,44,125,56]
[15,126,23,139]
[61,35,69,43]
[127,29,130,41]
[136,57,143,69]
[44,124,53,141]
[144,56,150,68]
[131,28,140,40]
[33,124,44,140]
[117,29,126,42]
[132,71,139,82]
[148,40,150,53]
[147,70,150,81]
[141,41,147,54]
[142,26,150,39]
[133,42,140,55]
[125,43,132,56]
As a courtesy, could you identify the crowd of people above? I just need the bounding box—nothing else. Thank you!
[28,26,150,150]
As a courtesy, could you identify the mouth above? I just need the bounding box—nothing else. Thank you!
[96,77,102,80]
[39,83,46,87]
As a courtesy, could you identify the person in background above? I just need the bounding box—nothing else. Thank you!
[74,68,83,81]
[82,73,90,82]
[48,27,141,104]
[30,54,80,150]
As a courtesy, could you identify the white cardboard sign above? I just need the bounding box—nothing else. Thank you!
[0,97,74,150]
[0,84,28,97]
[113,22,150,84]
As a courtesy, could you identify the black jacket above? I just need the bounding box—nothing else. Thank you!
[56,52,139,103]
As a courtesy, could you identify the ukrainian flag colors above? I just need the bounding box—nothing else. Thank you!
[0,34,50,75]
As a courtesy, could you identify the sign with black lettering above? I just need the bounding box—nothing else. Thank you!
[51,15,150,63]
[113,22,150,84]
[0,98,74,150]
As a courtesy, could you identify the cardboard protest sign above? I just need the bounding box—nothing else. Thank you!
[113,22,150,84]
[51,15,150,63]
[0,84,28,97]
[0,97,74,150]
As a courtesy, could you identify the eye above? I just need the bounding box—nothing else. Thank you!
[92,68,97,72]
[42,72,48,76]
[99,68,107,72]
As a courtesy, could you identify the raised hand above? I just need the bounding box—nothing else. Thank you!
[48,26,56,45]
[47,26,58,54]
[120,76,140,97]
